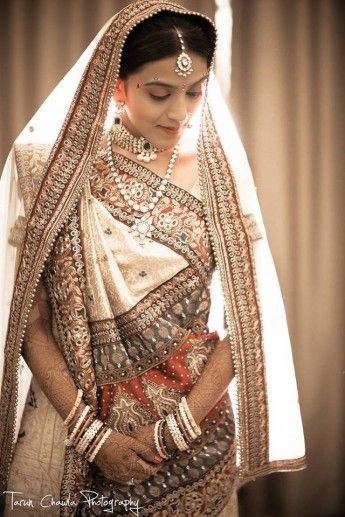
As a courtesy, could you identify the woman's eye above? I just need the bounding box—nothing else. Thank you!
[149,93,170,101]
[187,91,202,99]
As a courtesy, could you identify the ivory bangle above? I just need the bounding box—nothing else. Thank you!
[166,413,189,451]
[154,420,169,459]
[65,405,90,446]
[178,404,198,440]
[63,389,83,428]
[180,397,201,436]
[87,427,112,463]
[76,419,103,454]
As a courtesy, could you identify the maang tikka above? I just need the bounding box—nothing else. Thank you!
[175,30,193,77]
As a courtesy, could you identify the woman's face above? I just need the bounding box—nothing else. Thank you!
[114,52,208,149]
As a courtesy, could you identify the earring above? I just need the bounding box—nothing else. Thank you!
[114,101,125,126]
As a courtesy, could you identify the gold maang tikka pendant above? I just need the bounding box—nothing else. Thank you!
[175,31,193,77]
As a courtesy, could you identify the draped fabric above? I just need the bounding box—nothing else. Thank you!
[1,0,306,515]
[231,1,345,516]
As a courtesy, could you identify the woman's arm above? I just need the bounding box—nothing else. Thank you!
[186,336,234,425]
[22,280,161,483]
[136,336,234,453]
[23,281,80,421]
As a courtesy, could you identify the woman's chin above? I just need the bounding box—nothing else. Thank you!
[152,126,185,148]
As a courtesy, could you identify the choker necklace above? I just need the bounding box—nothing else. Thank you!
[106,128,179,243]
[113,115,165,163]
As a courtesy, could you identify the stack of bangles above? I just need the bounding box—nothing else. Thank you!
[63,391,201,464]
[153,396,201,460]
[63,389,112,463]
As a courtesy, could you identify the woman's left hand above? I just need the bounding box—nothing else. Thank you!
[133,422,162,462]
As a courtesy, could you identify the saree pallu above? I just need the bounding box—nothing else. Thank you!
[41,147,237,515]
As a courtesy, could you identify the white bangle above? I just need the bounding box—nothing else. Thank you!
[166,413,189,451]
[63,389,83,428]
[87,427,112,462]
[181,397,201,436]
[76,419,103,454]
[65,405,90,446]
[153,419,169,460]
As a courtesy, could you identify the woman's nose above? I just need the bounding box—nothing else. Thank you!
[166,97,188,124]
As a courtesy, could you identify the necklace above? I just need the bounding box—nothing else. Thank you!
[106,128,179,243]
[113,116,165,163]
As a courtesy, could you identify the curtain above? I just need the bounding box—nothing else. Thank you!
[231,1,345,516]
[0,0,215,170]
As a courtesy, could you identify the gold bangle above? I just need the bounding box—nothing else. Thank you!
[158,420,171,459]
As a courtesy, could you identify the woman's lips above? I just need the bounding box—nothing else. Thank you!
[159,125,182,136]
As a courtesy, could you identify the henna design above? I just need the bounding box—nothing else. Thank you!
[186,337,234,425]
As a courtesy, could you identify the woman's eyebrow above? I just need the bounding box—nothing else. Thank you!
[143,76,207,89]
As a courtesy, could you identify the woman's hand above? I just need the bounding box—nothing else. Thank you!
[134,422,177,459]
[94,429,161,485]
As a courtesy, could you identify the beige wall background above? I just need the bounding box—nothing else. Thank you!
[1,1,344,516]
[231,1,345,516]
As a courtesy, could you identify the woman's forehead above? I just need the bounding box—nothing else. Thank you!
[130,53,209,88]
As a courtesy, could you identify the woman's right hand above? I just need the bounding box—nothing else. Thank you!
[94,429,161,485]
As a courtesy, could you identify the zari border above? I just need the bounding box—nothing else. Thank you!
[238,455,307,487]
[116,266,203,335]
[199,104,269,478]
[0,1,217,505]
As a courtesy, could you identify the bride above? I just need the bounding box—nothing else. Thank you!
[0,1,305,515]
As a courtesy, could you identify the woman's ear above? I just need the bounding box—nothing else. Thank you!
[113,80,126,103]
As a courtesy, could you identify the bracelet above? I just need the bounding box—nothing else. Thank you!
[153,419,170,459]
[175,407,193,442]
[180,397,201,436]
[166,413,189,451]
[87,427,112,462]
[158,420,171,459]
[76,419,103,455]
[65,405,90,446]
[73,412,94,446]
[178,403,198,440]
[63,389,83,428]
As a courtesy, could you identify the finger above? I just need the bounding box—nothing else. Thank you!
[129,437,159,463]
[136,457,160,477]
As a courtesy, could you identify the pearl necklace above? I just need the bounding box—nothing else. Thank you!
[106,128,179,243]
[113,115,165,163]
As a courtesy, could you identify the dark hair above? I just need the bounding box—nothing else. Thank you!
[119,12,216,78]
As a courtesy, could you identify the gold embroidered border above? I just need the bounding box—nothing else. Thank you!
[111,152,205,215]
[116,266,203,334]
[237,455,307,485]
[138,442,237,517]
[94,327,189,385]
[199,106,269,477]
[44,209,97,405]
